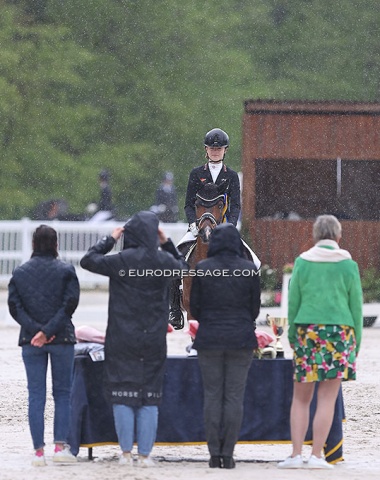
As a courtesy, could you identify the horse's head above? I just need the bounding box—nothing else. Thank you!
[195,182,228,243]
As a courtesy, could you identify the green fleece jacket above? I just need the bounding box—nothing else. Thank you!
[288,245,363,354]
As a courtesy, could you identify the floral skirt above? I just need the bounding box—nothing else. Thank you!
[293,324,357,383]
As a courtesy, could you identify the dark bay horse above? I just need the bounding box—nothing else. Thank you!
[181,182,228,321]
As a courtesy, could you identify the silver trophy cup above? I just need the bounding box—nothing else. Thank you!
[266,315,288,358]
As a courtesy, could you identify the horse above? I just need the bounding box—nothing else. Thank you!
[181,182,228,321]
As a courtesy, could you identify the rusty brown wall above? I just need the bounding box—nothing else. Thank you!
[241,101,380,273]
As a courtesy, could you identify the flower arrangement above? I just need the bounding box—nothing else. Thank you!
[282,263,294,274]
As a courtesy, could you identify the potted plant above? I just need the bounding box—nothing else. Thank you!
[260,264,279,307]
[361,268,380,327]
[278,263,293,316]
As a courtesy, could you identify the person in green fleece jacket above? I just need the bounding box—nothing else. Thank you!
[278,215,363,470]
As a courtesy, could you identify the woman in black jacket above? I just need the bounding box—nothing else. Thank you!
[190,223,261,469]
[80,211,188,467]
[8,225,80,466]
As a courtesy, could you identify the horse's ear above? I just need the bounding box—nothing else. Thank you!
[217,179,229,194]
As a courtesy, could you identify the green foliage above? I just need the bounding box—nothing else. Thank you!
[0,0,380,219]
[361,268,380,303]
[260,264,278,291]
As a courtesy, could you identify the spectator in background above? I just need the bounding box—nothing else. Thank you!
[278,215,362,470]
[150,171,179,223]
[31,199,70,221]
[8,225,80,466]
[88,169,114,222]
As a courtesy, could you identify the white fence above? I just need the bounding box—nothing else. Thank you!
[0,218,188,288]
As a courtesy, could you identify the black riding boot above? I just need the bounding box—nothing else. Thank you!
[168,278,184,330]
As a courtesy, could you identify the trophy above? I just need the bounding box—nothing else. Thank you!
[266,315,288,358]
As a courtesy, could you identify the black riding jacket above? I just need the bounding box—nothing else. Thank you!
[184,163,241,226]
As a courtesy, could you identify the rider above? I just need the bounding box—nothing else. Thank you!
[185,128,241,233]
[169,128,244,329]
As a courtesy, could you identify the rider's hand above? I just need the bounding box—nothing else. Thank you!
[189,222,198,237]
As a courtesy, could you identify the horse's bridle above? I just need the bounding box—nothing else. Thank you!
[196,211,219,229]
[195,193,226,238]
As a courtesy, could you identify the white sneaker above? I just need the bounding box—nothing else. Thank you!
[119,452,134,466]
[137,455,155,467]
[306,454,333,469]
[277,455,304,469]
[32,452,46,467]
[53,445,77,463]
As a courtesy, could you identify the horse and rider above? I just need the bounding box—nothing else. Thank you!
[169,127,261,329]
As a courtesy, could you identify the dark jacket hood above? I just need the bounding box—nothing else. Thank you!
[123,211,159,250]
[207,223,243,258]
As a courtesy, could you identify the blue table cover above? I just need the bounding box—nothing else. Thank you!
[68,355,344,463]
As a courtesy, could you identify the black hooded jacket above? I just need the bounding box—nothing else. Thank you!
[80,211,188,406]
[190,223,260,351]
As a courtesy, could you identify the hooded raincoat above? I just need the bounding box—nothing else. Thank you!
[190,223,260,351]
[80,211,188,406]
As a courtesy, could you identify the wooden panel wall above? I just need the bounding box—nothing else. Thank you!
[250,220,380,275]
[241,101,380,273]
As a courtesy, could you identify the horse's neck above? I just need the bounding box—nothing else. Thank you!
[194,238,209,265]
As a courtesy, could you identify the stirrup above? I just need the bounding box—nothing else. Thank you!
[169,309,184,330]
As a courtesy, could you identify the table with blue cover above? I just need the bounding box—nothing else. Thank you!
[68,354,345,463]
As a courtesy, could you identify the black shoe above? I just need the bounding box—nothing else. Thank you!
[209,456,222,468]
[169,309,184,330]
[222,456,235,469]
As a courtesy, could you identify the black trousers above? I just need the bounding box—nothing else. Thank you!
[197,349,252,457]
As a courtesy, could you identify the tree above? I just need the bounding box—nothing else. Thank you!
[0,0,379,219]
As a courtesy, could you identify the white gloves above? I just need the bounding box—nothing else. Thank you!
[189,222,198,237]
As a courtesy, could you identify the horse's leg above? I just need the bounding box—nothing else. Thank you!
[182,248,195,321]
[182,238,210,322]
[168,241,194,330]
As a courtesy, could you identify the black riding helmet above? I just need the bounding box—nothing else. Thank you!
[204,128,229,148]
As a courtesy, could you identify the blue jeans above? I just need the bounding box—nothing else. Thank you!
[112,404,158,456]
[22,344,74,450]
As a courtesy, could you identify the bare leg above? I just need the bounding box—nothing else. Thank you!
[289,382,315,456]
[311,378,342,457]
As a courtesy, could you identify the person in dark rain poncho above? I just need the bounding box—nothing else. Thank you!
[80,211,188,467]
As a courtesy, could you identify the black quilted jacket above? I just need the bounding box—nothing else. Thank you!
[8,253,80,346]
